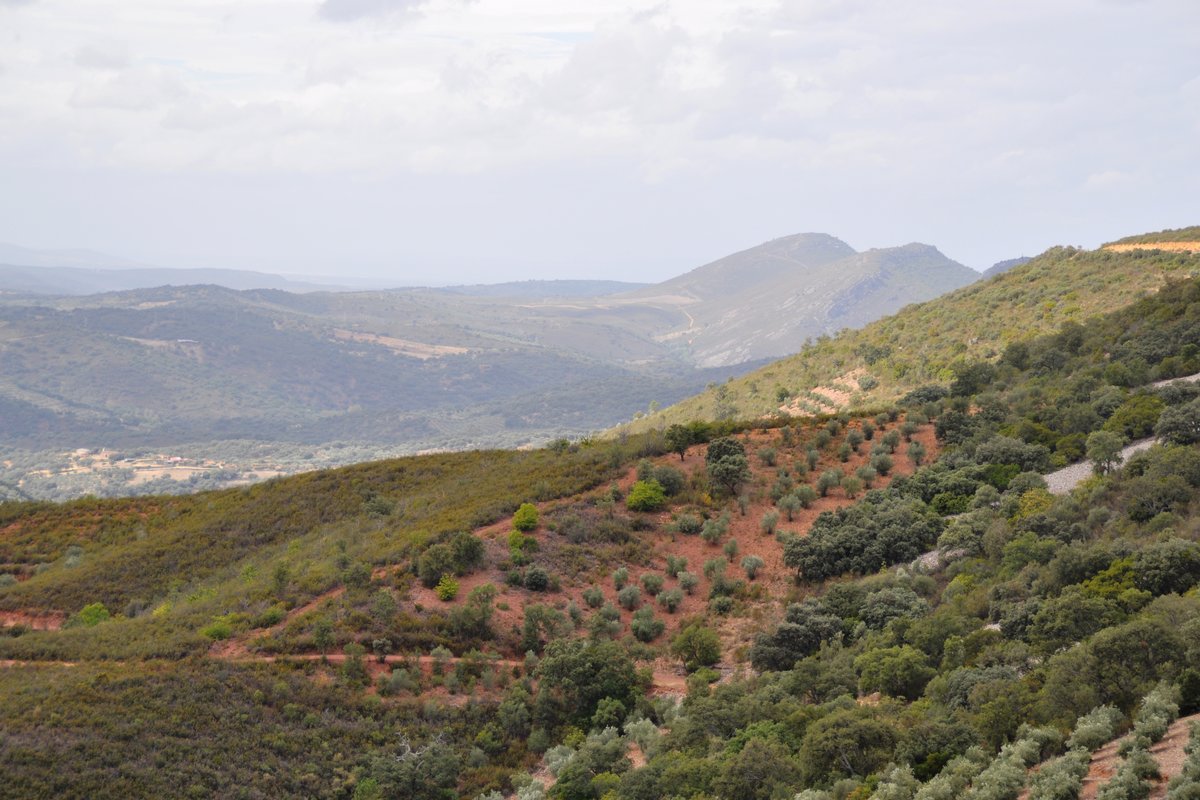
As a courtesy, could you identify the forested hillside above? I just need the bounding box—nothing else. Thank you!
[618,240,1200,433]
[3,265,1200,798]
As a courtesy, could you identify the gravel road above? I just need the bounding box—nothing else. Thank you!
[1043,370,1200,495]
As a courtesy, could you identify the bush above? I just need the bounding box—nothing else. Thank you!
[816,470,844,494]
[617,585,641,610]
[71,602,111,627]
[672,514,704,535]
[626,480,667,512]
[613,567,629,590]
[658,588,684,612]
[710,596,734,615]
[200,618,233,641]
[524,567,551,592]
[582,586,604,608]
[760,511,780,536]
[700,513,730,545]
[640,573,664,595]
[777,494,802,521]
[873,454,895,476]
[653,465,687,496]
[665,555,687,578]
[741,555,764,579]
[677,571,699,594]
[513,503,540,531]
[631,608,665,642]
[419,543,457,588]
[1027,749,1090,800]
[1097,748,1159,800]
[1067,705,1123,751]
[436,575,460,601]
[794,484,819,507]
[1133,682,1180,743]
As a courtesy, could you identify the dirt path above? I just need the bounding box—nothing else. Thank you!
[0,610,64,631]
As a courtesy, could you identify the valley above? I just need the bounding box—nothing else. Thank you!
[3,231,1200,800]
[0,232,977,500]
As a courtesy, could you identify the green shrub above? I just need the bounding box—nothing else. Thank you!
[71,602,111,628]
[200,618,233,641]
[677,571,699,594]
[1027,749,1090,800]
[436,575,460,601]
[1067,705,1123,751]
[630,608,665,642]
[613,567,629,590]
[513,503,540,532]
[582,586,604,608]
[741,555,764,579]
[640,573,664,595]
[709,596,734,615]
[626,480,667,512]
[524,567,551,592]
[665,555,687,578]
[617,585,641,610]
[658,588,684,612]
[653,465,687,496]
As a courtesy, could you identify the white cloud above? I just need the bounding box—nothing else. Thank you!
[0,0,1196,277]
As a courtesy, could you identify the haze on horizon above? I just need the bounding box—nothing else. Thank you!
[0,0,1196,285]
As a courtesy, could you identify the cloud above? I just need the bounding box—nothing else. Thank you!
[74,41,130,71]
[69,68,187,111]
[316,0,431,22]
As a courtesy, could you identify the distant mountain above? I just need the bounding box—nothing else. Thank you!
[437,279,648,298]
[983,256,1032,279]
[0,242,148,270]
[0,229,988,498]
[0,263,350,295]
[622,233,978,366]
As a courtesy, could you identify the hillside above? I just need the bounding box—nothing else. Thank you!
[2,271,1200,799]
[622,233,978,367]
[0,231,983,500]
[617,238,1200,434]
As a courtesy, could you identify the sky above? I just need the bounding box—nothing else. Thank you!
[0,0,1197,283]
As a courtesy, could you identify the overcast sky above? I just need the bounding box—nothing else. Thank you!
[0,0,1196,283]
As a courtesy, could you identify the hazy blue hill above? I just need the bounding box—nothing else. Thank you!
[625,234,977,366]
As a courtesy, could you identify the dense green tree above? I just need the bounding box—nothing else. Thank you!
[672,623,721,672]
[1086,430,1127,475]
[712,738,802,800]
[1155,398,1200,445]
[706,438,752,496]
[856,646,936,700]
[536,639,639,726]
[798,709,898,782]
[665,424,694,461]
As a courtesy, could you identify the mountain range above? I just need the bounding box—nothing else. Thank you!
[3,225,1200,800]
[0,232,982,498]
